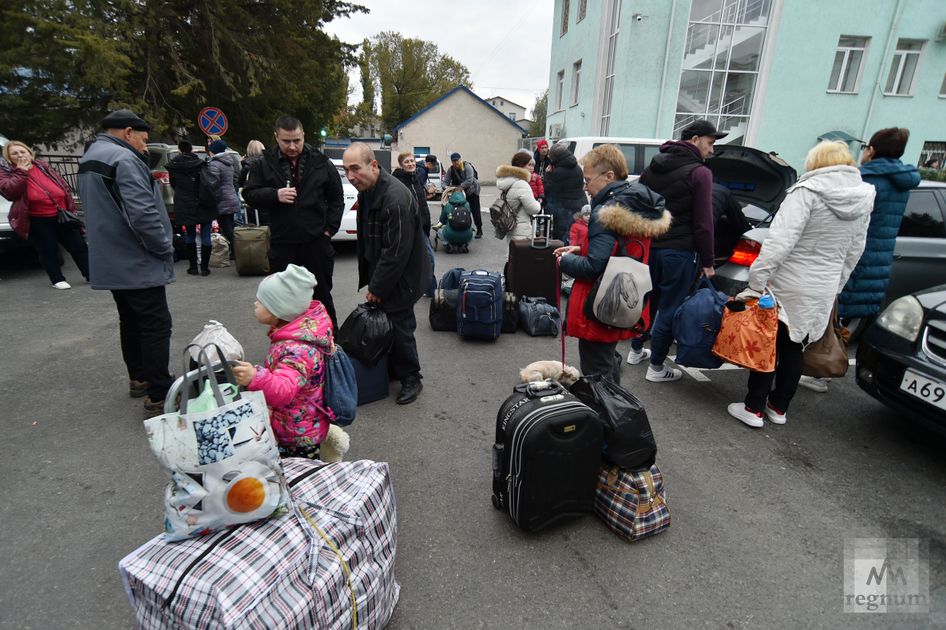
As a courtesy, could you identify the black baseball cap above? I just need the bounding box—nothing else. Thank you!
[101,109,151,132]
[680,119,727,140]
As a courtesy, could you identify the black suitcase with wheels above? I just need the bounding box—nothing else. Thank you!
[491,381,603,532]
[429,289,458,331]
[506,212,562,304]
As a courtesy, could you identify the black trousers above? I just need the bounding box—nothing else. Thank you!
[387,307,422,382]
[269,238,337,329]
[578,339,621,385]
[111,286,174,400]
[467,193,483,231]
[745,322,803,412]
[217,214,235,258]
[28,215,89,284]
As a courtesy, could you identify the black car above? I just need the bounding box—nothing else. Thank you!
[856,284,946,433]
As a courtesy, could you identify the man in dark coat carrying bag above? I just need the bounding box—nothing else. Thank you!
[342,142,431,405]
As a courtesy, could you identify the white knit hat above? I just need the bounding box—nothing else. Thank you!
[256,264,317,321]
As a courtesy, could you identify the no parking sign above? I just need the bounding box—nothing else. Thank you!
[198,107,228,136]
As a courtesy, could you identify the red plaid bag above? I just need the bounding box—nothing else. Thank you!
[593,463,670,542]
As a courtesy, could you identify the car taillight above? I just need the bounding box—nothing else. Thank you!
[351,199,359,212]
[153,171,170,185]
[728,238,761,267]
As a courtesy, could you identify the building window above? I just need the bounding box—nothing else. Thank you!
[507,113,517,120]
[577,0,587,22]
[571,60,582,106]
[561,0,570,36]
[556,70,565,111]
[599,0,622,135]
[827,36,868,93]
[673,0,774,144]
[884,39,924,96]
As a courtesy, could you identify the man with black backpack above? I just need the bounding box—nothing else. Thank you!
[443,152,483,238]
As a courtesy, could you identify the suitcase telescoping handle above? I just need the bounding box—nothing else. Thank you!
[514,380,565,398]
[531,212,553,249]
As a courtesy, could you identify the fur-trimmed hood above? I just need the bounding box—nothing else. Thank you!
[495,164,530,181]
[594,182,672,239]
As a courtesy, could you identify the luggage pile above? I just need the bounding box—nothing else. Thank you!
[491,376,671,542]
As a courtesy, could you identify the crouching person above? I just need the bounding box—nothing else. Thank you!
[434,189,474,253]
[554,145,671,384]
[232,264,334,459]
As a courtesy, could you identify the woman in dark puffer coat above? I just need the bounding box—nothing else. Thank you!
[555,145,670,384]
[544,142,587,243]
[838,127,920,320]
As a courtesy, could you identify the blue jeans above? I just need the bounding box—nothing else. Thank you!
[631,248,698,366]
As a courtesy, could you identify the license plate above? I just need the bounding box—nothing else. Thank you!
[899,370,946,410]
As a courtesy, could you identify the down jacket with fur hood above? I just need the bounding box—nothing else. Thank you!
[747,165,874,344]
[560,180,672,342]
[495,164,541,239]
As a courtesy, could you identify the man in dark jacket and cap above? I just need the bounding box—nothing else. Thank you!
[242,116,345,327]
[627,119,721,382]
[342,142,431,405]
[78,109,175,417]
[543,142,586,243]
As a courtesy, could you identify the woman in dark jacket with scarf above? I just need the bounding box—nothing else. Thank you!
[544,142,587,243]
[0,140,89,289]
[393,151,436,295]
[555,145,671,383]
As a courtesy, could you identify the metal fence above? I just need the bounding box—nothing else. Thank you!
[41,154,83,193]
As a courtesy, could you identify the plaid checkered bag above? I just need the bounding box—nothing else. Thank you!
[119,459,399,629]
[593,463,670,542]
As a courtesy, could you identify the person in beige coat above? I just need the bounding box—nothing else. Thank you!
[496,152,542,240]
[727,141,875,429]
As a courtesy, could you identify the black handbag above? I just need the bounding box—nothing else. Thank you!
[336,303,394,368]
[570,375,657,471]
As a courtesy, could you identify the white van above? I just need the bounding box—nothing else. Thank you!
[558,137,666,179]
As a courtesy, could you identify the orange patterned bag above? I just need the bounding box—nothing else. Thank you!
[711,296,779,372]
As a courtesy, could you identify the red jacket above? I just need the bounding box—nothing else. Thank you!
[528,172,544,201]
[0,160,78,239]
[569,219,589,250]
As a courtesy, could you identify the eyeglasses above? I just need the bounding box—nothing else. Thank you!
[583,171,612,185]
[860,143,869,151]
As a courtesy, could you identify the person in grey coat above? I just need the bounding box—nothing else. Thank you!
[77,109,175,417]
[208,139,239,259]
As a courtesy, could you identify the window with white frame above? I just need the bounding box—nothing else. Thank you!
[827,36,868,93]
[577,0,587,22]
[571,60,582,106]
[561,0,570,36]
[556,70,565,110]
[507,113,517,120]
[599,0,622,135]
[884,39,924,96]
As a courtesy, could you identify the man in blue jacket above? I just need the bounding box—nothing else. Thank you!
[802,127,920,393]
[78,110,175,417]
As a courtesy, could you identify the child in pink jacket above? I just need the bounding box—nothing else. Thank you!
[232,264,334,459]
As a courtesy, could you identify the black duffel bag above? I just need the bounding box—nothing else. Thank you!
[429,289,459,332]
[518,296,560,337]
[570,375,657,471]
[336,302,394,367]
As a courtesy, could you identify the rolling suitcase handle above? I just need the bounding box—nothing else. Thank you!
[530,211,554,249]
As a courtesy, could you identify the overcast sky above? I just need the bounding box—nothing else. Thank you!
[324,0,554,116]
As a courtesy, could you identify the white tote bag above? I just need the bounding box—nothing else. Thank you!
[587,240,653,329]
[144,346,289,541]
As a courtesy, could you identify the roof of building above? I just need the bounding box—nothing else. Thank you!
[486,95,527,110]
[392,85,527,136]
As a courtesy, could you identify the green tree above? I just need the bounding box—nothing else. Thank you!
[368,31,471,132]
[0,0,366,149]
[528,90,548,138]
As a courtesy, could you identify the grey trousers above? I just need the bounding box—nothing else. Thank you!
[578,339,621,385]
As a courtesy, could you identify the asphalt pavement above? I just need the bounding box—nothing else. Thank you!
[1,188,944,629]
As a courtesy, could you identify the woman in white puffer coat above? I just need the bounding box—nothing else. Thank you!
[727,141,875,429]
[496,152,542,240]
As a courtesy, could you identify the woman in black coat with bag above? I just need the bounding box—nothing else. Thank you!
[168,141,218,276]
[393,151,436,296]
[544,142,587,244]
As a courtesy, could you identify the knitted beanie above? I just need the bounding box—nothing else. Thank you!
[256,264,317,321]
[208,139,228,155]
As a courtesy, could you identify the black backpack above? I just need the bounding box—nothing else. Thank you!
[449,205,472,231]
[197,163,217,210]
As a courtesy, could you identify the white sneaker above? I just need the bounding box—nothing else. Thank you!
[798,376,829,393]
[646,364,682,382]
[764,403,787,425]
[52,281,72,290]
[627,348,651,365]
[728,402,764,428]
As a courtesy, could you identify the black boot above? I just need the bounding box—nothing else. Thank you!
[186,243,199,275]
[475,227,483,239]
[200,250,211,276]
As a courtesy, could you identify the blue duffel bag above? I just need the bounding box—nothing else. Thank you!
[672,277,728,369]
